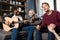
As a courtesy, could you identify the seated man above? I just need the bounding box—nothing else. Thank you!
[25,9,42,40]
[48,24,60,40]
[36,2,60,40]
[3,6,34,40]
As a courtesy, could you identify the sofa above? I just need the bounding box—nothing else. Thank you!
[0,30,28,40]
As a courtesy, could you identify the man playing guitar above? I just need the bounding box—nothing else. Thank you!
[3,6,34,40]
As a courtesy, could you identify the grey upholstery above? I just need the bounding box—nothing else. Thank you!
[33,30,48,40]
[42,33,48,40]
[0,30,60,40]
[0,30,11,40]
[0,30,28,40]
[33,30,60,40]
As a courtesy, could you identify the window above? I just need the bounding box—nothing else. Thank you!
[56,0,60,12]
[36,0,54,17]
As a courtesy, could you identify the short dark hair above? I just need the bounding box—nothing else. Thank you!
[42,2,50,7]
[12,6,18,11]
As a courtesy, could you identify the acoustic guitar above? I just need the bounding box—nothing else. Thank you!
[3,16,19,31]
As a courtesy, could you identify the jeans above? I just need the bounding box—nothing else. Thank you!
[48,31,55,40]
[36,29,42,40]
[11,26,34,40]
[35,27,55,40]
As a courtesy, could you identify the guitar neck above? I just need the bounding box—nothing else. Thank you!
[12,21,24,24]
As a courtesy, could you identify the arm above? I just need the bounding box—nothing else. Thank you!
[40,16,46,27]
[28,14,42,26]
[48,25,60,40]
[29,18,42,26]
[55,11,60,27]
[52,30,60,40]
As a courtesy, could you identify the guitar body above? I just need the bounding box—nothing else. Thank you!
[3,24,12,31]
[3,16,19,31]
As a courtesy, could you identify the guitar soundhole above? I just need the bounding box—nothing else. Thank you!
[9,21,15,28]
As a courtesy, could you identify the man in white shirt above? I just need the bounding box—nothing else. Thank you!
[4,6,34,40]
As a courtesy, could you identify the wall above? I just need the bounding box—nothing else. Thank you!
[36,0,54,17]
[56,0,60,12]
[27,0,35,11]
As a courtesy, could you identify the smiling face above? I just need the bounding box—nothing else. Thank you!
[42,3,50,12]
[14,9,20,15]
[29,10,34,17]
[14,10,17,14]
[13,6,20,15]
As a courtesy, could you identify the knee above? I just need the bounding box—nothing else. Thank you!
[12,28,17,30]
[48,31,54,36]
[35,29,38,31]
[29,26,34,30]
[12,28,18,32]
